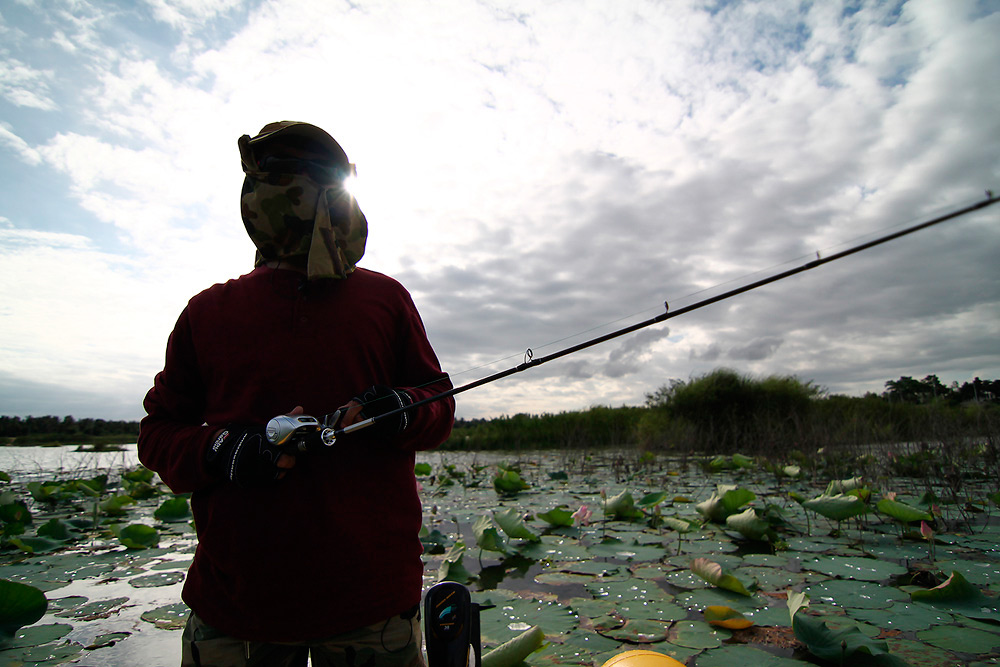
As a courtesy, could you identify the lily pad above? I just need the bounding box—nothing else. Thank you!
[476,594,578,644]
[884,637,963,667]
[6,640,84,664]
[804,579,905,610]
[802,555,907,582]
[86,631,131,649]
[917,625,1000,653]
[848,602,953,632]
[140,602,190,630]
[53,597,128,620]
[693,644,804,666]
[518,536,591,562]
[129,571,185,588]
[667,620,730,649]
[596,619,671,643]
[587,540,666,562]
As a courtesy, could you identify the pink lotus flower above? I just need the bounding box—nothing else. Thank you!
[920,520,934,541]
[885,491,897,501]
[572,505,593,526]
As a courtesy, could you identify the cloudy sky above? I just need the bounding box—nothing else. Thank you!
[1,0,998,422]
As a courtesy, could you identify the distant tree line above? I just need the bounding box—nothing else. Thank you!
[3,371,997,450]
[443,370,1000,454]
[0,415,140,444]
[882,375,999,405]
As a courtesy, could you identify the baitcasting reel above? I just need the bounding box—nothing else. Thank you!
[265,414,335,452]
[265,410,381,452]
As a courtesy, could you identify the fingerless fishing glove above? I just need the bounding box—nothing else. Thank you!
[352,385,414,437]
[206,425,285,486]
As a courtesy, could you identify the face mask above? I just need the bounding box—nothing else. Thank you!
[240,168,367,280]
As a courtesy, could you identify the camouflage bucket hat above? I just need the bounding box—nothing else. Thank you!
[238,122,367,280]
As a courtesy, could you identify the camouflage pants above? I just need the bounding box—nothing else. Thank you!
[180,608,425,667]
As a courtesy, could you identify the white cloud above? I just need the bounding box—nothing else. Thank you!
[0,0,997,420]
[0,57,57,110]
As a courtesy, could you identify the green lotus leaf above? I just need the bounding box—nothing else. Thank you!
[825,476,864,494]
[690,558,753,596]
[129,571,184,588]
[35,518,78,542]
[792,612,899,663]
[725,507,774,542]
[436,541,473,584]
[474,594,578,645]
[153,496,191,523]
[473,515,509,554]
[877,498,932,523]
[917,624,1000,654]
[414,462,432,476]
[661,516,698,533]
[517,536,591,562]
[0,579,48,646]
[586,539,666,562]
[118,523,159,549]
[696,485,755,523]
[9,536,63,554]
[801,493,867,521]
[804,579,905,610]
[635,491,668,508]
[2,623,72,650]
[493,470,529,496]
[603,491,642,521]
[911,571,1000,621]
[6,641,85,663]
[596,618,671,643]
[667,619,731,649]
[53,597,128,619]
[536,507,574,527]
[803,555,907,582]
[493,507,540,542]
[140,602,190,630]
[0,500,32,525]
[786,589,810,624]
[100,494,136,517]
[695,644,804,666]
[884,637,964,667]
[848,602,953,632]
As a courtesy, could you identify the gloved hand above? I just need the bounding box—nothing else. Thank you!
[351,385,414,438]
[206,424,286,487]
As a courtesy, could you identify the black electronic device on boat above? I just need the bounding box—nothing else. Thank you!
[424,582,491,667]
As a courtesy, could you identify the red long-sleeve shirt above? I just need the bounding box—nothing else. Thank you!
[138,266,454,642]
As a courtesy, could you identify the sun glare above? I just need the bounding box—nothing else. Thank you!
[343,174,359,197]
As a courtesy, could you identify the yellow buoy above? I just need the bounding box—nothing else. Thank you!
[601,649,687,667]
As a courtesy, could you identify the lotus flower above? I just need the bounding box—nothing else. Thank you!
[571,505,593,526]
[920,520,934,541]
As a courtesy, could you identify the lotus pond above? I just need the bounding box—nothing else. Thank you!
[2,444,1000,666]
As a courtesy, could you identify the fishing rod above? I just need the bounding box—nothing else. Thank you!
[267,192,999,450]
